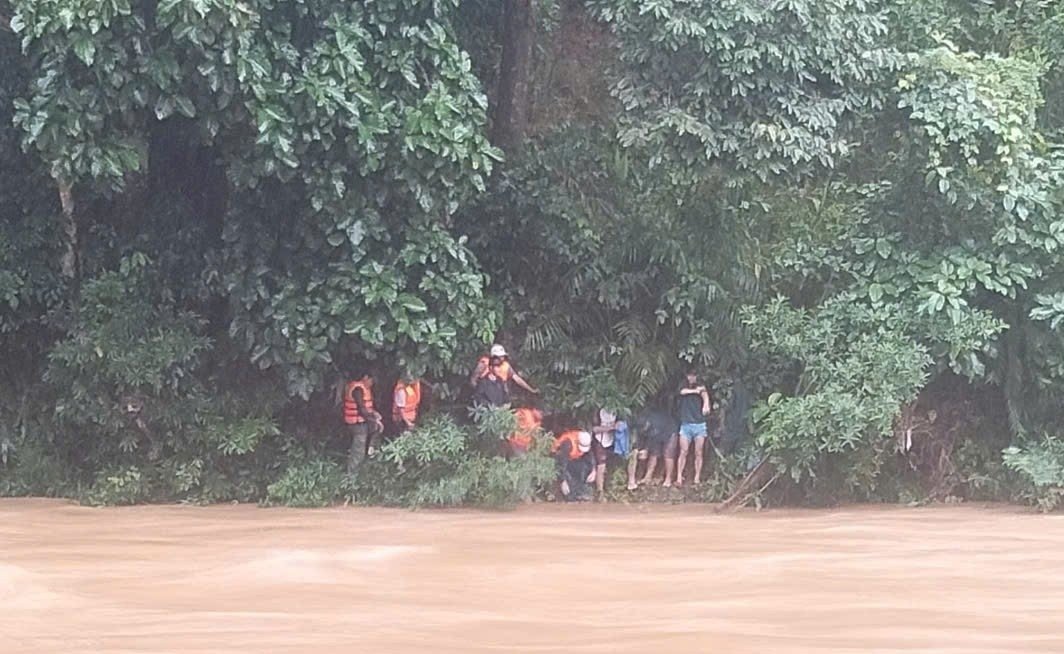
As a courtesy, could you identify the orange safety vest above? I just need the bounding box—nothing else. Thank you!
[509,407,542,451]
[343,379,374,425]
[477,355,512,382]
[392,380,422,424]
[551,430,586,461]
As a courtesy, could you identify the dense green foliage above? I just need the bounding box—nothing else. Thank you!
[4,0,1064,509]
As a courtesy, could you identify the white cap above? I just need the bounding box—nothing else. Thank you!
[577,431,592,453]
[490,344,507,357]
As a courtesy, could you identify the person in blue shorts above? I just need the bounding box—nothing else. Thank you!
[674,368,710,487]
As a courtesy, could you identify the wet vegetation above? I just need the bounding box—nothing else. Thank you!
[3,0,1064,509]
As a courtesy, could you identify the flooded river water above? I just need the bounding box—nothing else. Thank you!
[2,499,1064,653]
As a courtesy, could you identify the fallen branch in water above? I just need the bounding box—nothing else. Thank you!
[716,458,777,512]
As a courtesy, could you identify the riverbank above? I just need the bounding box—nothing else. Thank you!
[3,499,1063,653]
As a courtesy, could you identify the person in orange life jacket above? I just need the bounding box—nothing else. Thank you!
[509,406,542,456]
[551,429,593,501]
[392,373,422,433]
[342,373,383,474]
[469,344,539,397]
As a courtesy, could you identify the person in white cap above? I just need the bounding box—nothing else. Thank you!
[469,343,539,397]
[551,429,594,501]
[590,408,620,501]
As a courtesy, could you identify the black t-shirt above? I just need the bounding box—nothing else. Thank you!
[473,376,510,407]
[677,386,705,425]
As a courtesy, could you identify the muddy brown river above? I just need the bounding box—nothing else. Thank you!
[3,499,1064,653]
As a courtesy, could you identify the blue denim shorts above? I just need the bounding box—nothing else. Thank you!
[679,422,707,441]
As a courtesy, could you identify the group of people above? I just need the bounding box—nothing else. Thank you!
[338,343,533,473]
[340,372,422,473]
[551,368,729,502]
[341,344,747,502]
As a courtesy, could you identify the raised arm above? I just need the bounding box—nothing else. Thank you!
[511,372,539,394]
[470,359,488,387]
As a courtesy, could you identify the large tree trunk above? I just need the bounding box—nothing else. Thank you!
[57,178,78,280]
[492,0,535,153]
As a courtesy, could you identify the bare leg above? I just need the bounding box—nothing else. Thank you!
[676,436,690,487]
[595,463,606,498]
[639,455,658,485]
[627,454,640,490]
[693,435,707,484]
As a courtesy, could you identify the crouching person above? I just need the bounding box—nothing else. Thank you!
[551,429,593,501]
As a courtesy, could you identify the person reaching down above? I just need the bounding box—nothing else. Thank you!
[551,429,593,502]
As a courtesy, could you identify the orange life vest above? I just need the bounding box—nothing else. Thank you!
[343,379,374,425]
[392,380,422,424]
[477,355,512,382]
[552,430,586,461]
[509,407,542,451]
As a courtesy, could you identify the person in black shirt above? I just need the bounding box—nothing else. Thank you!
[628,409,679,489]
[674,368,710,487]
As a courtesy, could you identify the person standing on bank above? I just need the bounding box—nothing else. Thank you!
[343,373,384,474]
[392,373,422,433]
[470,344,539,395]
[471,344,539,408]
[674,368,710,487]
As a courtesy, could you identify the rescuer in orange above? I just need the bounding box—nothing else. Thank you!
[392,374,422,433]
[551,429,593,501]
[342,373,383,474]
[470,344,538,408]
[509,407,542,456]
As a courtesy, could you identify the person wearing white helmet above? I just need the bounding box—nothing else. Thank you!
[469,343,539,401]
[551,428,594,501]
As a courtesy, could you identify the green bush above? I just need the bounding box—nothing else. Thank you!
[352,411,555,508]
[1004,438,1064,512]
[85,466,151,506]
[266,460,347,508]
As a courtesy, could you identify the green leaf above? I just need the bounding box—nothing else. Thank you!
[72,36,96,66]
[400,295,427,313]
[174,96,196,118]
[868,283,884,303]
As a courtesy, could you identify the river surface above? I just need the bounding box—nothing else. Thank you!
[3,499,1064,653]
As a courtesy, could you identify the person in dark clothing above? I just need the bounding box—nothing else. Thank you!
[341,374,383,475]
[674,369,710,487]
[474,367,510,408]
[628,409,679,489]
[551,429,593,501]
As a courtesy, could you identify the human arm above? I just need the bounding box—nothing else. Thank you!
[511,372,539,394]
[470,359,488,387]
[555,441,573,483]
[353,387,383,431]
[701,390,711,416]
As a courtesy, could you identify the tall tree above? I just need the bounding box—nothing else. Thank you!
[492,0,535,152]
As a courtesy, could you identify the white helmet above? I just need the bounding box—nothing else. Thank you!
[489,344,507,358]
